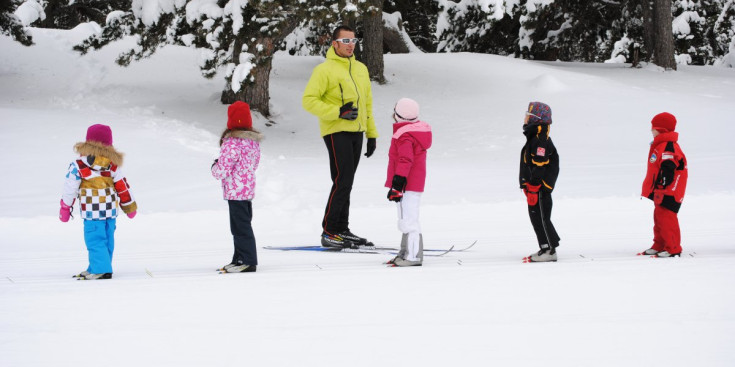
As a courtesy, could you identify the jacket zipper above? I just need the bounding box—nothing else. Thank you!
[348,58,362,132]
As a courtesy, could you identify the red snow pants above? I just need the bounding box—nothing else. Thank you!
[652,205,681,254]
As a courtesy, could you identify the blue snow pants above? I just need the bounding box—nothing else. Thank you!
[83,218,116,274]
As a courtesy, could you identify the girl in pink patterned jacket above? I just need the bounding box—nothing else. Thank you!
[212,101,263,273]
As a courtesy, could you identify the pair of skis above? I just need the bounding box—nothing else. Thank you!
[262,240,477,257]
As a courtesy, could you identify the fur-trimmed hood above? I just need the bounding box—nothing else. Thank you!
[222,130,263,143]
[74,141,124,166]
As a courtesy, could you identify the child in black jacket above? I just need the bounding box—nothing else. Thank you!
[519,102,561,263]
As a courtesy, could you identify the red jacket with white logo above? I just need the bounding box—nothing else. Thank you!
[385,121,432,192]
[641,131,688,213]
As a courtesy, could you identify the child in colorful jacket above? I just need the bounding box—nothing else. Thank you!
[639,112,688,257]
[212,101,262,273]
[519,102,560,263]
[60,124,137,280]
[385,98,432,267]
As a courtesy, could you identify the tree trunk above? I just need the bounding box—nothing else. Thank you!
[640,0,655,63]
[652,0,676,70]
[362,0,386,84]
[220,18,299,117]
[221,58,273,117]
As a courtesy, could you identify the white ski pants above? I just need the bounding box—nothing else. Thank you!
[396,191,422,261]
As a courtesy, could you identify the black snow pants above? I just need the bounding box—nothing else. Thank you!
[528,191,560,250]
[322,132,363,234]
[229,200,258,265]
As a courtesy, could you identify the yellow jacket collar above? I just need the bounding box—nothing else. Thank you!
[326,46,354,64]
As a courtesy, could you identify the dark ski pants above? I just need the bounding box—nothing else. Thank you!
[652,205,681,254]
[322,132,363,234]
[229,200,258,265]
[527,191,560,249]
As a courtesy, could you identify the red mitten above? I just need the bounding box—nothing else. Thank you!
[526,184,541,206]
[127,211,137,219]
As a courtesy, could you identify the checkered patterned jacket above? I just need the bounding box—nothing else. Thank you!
[61,142,137,220]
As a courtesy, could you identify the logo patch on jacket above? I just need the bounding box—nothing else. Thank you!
[650,153,657,163]
[662,153,674,160]
[536,147,546,156]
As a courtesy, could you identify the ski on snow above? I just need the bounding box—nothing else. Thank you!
[522,251,696,263]
[263,240,477,257]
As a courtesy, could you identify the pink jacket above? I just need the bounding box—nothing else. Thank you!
[212,130,262,201]
[385,121,432,192]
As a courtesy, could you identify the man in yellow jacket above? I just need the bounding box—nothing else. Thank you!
[303,25,378,249]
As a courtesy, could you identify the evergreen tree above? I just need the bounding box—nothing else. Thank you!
[713,0,735,66]
[602,0,646,65]
[516,1,624,62]
[436,0,520,55]
[75,0,349,117]
[672,0,716,65]
[384,0,439,52]
[39,0,131,30]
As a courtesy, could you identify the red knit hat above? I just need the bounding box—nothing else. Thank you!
[86,124,113,146]
[227,101,253,130]
[651,112,676,133]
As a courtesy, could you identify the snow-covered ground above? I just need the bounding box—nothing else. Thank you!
[1,27,734,366]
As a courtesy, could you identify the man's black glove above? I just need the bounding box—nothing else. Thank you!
[387,175,407,202]
[339,102,358,120]
[364,138,376,157]
[211,159,218,169]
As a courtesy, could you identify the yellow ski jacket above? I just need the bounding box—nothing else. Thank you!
[302,46,378,138]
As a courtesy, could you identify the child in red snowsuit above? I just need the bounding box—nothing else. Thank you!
[640,112,688,257]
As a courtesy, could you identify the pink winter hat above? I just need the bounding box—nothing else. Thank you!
[86,124,113,146]
[651,112,676,133]
[394,98,420,121]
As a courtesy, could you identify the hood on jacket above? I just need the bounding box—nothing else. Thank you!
[74,141,124,167]
[223,130,263,142]
[392,121,432,150]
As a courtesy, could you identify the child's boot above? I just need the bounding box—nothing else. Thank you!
[386,233,408,265]
[225,264,257,273]
[528,245,557,262]
[82,273,112,280]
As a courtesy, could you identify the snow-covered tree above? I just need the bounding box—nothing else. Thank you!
[38,0,130,29]
[713,0,735,66]
[603,0,645,65]
[1,0,44,45]
[385,0,439,52]
[522,1,623,62]
[75,0,356,117]
[671,0,720,65]
[436,0,520,55]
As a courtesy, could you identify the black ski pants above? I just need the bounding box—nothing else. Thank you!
[322,132,363,234]
[528,191,560,249]
[229,200,258,265]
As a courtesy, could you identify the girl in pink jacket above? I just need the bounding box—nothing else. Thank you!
[212,101,262,273]
[385,98,432,266]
